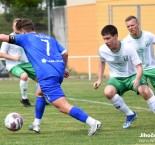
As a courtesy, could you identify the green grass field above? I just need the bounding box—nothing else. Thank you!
[0,78,155,145]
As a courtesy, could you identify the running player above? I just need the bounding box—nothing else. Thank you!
[124,15,155,112]
[93,25,154,128]
[0,18,102,136]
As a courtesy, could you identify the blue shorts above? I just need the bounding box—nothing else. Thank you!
[39,76,65,103]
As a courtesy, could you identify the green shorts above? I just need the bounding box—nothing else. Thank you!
[10,62,36,80]
[143,68,155,89]
[106,74,147,96]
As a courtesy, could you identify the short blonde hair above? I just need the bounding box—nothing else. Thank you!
[125,15,139,23]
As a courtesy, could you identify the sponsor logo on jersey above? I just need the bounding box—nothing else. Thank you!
[145,41,150,47]
[124,56,129,61]
[41,59,63,63]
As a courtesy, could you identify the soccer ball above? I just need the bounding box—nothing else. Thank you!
[4,112,23,131]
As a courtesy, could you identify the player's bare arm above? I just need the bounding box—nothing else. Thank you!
[93,61,105,89]
[0,52,21,61]
[62,51,68,66]
[64,69,69,78]
[62,52,69,78]
[0,34,9,42]
[133,63,143,89]
[0,34,20,60]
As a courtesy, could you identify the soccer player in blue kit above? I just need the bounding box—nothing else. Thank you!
[0,18,102,136]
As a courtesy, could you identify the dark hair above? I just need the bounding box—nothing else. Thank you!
[125,15,139,22]
[16,18,35,32]
[101,25,118,36]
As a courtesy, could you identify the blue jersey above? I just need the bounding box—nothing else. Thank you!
[15,33,67,81]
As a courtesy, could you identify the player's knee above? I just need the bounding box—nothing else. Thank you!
[20,72,28,80]
[139,90,152,100]
[104,86,116,99]
[56,104,72,114]
[52,97,72,114]
[36,89,43,96]
[56,106,66,114]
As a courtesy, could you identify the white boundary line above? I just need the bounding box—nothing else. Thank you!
[68,98,150,111]
[0,91,150,111]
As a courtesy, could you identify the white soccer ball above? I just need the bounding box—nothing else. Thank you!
[4,112,23,131]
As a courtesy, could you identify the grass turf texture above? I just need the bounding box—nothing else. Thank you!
[0,78,154,145]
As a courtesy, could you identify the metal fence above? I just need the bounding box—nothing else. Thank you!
[0,7,49,35]
[1,4,155,79]
[108,4,155,39]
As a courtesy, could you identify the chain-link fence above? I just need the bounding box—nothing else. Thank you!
[0,6,50,78]
[0,7,49,35]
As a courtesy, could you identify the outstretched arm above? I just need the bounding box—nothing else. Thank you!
[0,52,21,61]
[0,34,9,42]
[0,35,20,60]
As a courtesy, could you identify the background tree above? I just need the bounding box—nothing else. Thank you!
[54,0,66,6]
[0,0,47,33]
[0,0,66,34]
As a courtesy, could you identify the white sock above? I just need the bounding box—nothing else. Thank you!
[111,94,134,116]
[147,95,155,113]
[20,80,28,99]
[33,118,41,126]
[86,116,96,126]
[149,88,154,96]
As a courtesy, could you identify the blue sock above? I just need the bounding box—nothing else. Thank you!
[69,106,89,123]
[35,97,46,119]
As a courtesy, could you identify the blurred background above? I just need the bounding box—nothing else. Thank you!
[0,0,155,79]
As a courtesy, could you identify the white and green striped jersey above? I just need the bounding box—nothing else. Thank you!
[99,41,141,78]
[123,31,155,70]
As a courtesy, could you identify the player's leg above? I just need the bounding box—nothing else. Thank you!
[138,85,155,113]
[104,86,134,115]
[0,60,5,72]
[20,72,29,98]
[29,83,50,133]
[22,62,50,106]
[36,83,50,106]
[105,78,136,128]
[10,65,31,107]
[52,97,102,136]
[29,76,102,136]
[148,77,155,112]
[35,84,46,124]
[143,69,155,91]
[28,85,45,133]
[136,73,155,113]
